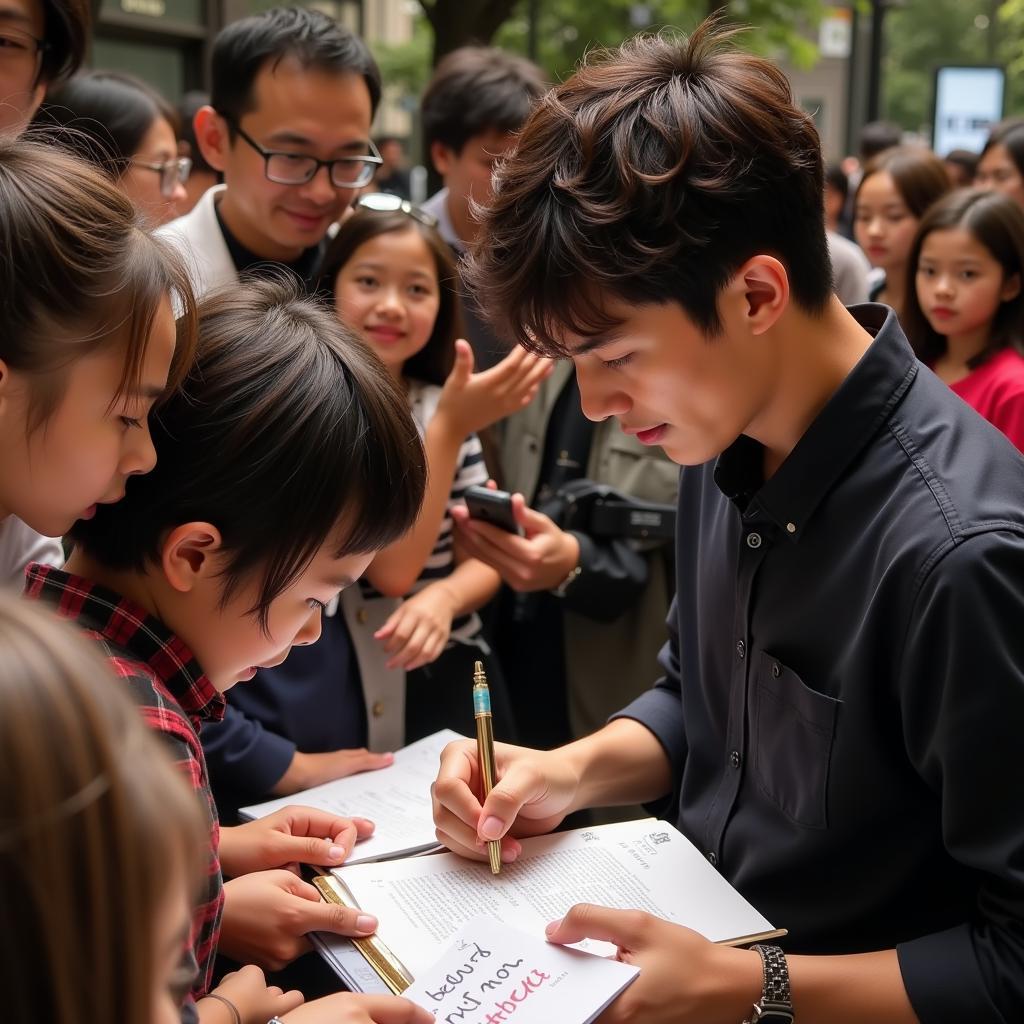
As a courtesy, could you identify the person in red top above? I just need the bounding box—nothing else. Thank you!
[27,280,432,1024]
[904,188,1024,451]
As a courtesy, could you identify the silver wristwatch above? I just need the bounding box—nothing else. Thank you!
[551,563,582,598]
[742,944,793,1023]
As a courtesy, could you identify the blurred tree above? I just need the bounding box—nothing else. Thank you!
[399,0,826,77]
[883,0,1024,135]
[495,0,825,78]
[419,0,522,64]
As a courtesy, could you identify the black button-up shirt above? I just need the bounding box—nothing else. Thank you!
[616,306,1024,1023]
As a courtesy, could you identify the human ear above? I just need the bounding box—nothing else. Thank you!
[730,255,790,336]
[430,140,454,177]
[193,106,231,175]
[1001,272,1021,304]
[161,522,224,594]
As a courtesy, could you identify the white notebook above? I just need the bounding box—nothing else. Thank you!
[239,729,460,866]
[404,917,639,1024]
[319,817,783,989]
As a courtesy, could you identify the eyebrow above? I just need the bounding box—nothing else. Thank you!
[571,329,626,356]
[325,575,356,590]
[131,384,168,400]
[0,9,33,26]
[264,131,371,155]
[352,260,434,280]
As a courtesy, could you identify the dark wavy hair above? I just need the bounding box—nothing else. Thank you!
[903,188,1024,366]
[71,278,426,630]
[464,19,833,354]
[320,207,463,386]
[39,71,178,179]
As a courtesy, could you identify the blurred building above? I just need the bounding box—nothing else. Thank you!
[90,0,411,138]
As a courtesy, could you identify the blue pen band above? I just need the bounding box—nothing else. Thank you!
[473,685,492,717]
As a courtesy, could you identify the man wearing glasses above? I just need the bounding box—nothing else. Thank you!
[0,0,89,135]
[159,6,381,299]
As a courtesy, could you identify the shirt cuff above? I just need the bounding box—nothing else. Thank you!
[241,728,298,796]
[609,686,686,784]
[898,924,1003,1023]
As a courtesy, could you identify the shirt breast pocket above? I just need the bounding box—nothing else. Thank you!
[752,653,840,829]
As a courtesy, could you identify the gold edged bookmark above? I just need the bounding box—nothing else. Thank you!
[717,927,788,947]
[312,875,415,995]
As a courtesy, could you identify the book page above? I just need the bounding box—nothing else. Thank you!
[240,730,462,865]
[335,819,775,977]
[404,917,638,1024]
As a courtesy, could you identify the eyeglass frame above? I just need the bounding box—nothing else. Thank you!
[130,156,192,198]
[0,24,50,87]
[221,115,383,189]
[356,192,439,229]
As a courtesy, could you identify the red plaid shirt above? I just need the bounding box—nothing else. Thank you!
[24,563,226,1001]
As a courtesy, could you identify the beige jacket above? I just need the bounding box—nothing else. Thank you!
[501,362,679,736]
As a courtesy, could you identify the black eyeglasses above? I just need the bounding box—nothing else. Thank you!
[356,192,439,228]
[131,156,192,197]
[226,118,382,189]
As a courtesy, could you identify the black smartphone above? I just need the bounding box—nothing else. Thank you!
[464,484,521,534]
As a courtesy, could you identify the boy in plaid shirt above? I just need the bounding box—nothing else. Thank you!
[27,280,430,1024]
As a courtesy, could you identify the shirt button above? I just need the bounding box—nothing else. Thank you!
[707,851,718,866]
[372,701,385,718]
[729,750,742,769]
[356,608,368,625]
[736,639,746,659]
[746,531,762,549]
[772,661,781,678]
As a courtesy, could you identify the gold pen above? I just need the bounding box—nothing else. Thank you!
[473,659,502,875]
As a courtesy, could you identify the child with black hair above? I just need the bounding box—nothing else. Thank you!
[25,278,430,1024]
[904,188,1024,450]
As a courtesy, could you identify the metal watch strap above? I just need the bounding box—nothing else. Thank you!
[742,944,793,1024]
[551,564,581,597]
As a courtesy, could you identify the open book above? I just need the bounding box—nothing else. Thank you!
[238,729,461,865]
[315,817,784,994]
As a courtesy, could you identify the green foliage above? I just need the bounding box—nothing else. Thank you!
[371,15,434,97]
[883,0,1024,134]
[494,0,827,81]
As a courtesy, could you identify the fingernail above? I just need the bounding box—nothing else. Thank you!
[356,914,378,933]
[545,920,560,937]
[501,845,518,863]
[481,816,505,840]
[329,845,345,860]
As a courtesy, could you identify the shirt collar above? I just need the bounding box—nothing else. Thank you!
[23,563,225,724]
[420,187,462,252]
[714,304,919,541]
[213,195,325,293]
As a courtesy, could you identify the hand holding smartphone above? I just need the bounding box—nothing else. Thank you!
[463,485,522,535]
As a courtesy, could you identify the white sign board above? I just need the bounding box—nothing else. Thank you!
[933,66,1005,157]
[819,8,852,60]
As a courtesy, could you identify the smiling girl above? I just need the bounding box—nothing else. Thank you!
[903,188,1024,451]
[322,195,550,740]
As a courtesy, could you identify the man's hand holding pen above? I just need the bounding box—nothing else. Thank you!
[431,738,583,863]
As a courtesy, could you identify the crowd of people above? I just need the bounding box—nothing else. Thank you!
[1,3,1023,1024]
